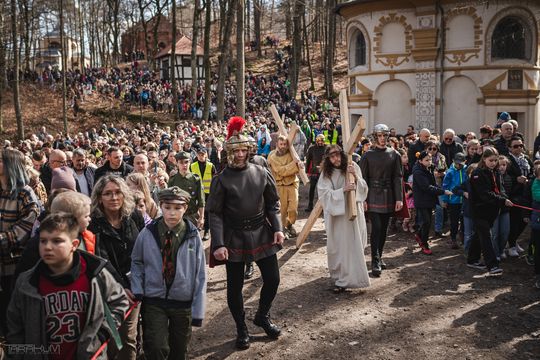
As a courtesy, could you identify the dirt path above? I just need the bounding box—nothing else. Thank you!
[191,186,540,360]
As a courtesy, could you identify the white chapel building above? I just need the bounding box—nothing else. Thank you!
[337,0,540,146]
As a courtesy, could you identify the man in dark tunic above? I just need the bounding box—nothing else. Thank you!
[360,124,403,277]
[207,116,285,350]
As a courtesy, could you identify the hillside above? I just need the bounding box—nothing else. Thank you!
[0,43,348,141]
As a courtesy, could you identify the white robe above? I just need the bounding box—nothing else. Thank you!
[317,162,370,288]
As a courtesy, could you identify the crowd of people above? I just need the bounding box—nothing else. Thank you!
[2,62,540,359]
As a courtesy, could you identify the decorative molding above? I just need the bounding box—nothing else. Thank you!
[415,61,437,131]
[444,49,481,65]
[483,101,538,106]
[484,6,538,66]
[481,89,540,99]
[373,13,412,68]
[355,80,374,95]
[480,72,507,90]
[524,72,538,90]
[411,47,439,61]
[413,28,438,48]
[375,53,410,68]
[347,65,540,78]
[445,5,483,48]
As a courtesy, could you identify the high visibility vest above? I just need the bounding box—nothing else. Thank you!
[323,129,338,145]
[190,161,213,194]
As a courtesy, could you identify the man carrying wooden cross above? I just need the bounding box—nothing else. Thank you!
[359,124,404,278]
[268,134,302,238]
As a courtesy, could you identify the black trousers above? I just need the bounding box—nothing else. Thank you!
[468,218,498,269]
[0,275,13,336]
[368,212,391,259]
[203,193,210,232]
[532,229,540,275]
[508,207,527,247]
[416,208,432,246]
[226,254,280,327]
[308,174,320,208]
[448,204,462,241]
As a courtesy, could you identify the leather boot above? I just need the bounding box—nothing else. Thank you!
[371,257,382,277]
[253,313,281,339]
[235,321,250,350]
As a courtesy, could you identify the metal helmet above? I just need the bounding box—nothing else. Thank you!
[225,133,252,168]
[373,123,390,135]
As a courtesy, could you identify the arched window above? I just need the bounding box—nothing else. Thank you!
[491,16,532,61]
[354,31,366,66]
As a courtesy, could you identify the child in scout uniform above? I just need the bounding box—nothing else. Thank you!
[131,186,207,360]
[167,151,205,230]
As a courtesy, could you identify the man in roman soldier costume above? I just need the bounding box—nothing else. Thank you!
[359,123,403,277]
[207,116,285,350]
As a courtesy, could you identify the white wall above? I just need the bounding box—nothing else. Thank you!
[442,76,480,135]
[374,80,413,133]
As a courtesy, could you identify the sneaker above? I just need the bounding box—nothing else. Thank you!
[421,247,433,255]
[526,254,535,266]
[434,231,442,238]
[467,262,487,270]
[450,239,459,250]
[414,233,423,247]
[287,224,297,237]
[488,266,503,275]
[500,252,507,260]
[508,247,519,257]
[516,244,525,253]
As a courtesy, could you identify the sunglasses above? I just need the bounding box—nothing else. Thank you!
[512,144,524,149]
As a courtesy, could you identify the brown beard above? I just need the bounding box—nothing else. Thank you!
[276,148,289,156]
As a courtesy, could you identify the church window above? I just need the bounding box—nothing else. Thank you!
[491,16,532,61]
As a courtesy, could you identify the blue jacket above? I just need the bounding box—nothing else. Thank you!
[442,164,468,204]
[131,218,207,324]
[412,162,445,209]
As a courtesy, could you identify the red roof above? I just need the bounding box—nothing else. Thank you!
[155,35,203,59]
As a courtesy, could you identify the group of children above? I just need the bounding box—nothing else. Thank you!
[6,186,206,359]
[400,146,540,282]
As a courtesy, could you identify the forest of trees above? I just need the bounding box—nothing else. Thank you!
[0,0,346,138]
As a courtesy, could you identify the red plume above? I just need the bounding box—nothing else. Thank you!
[227,116,246,140]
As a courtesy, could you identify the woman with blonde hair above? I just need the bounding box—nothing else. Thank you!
[126,172,160,219]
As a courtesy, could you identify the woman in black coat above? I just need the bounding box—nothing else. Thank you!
[412,150,451,255]
[89,174,144,360]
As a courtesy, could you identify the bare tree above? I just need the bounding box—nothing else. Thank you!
[288,0,304,100]
[323,0,336,98]
[202,0,211,121]
[0,2,5,133]
[191,0,202,104]
[253,0,261,57]
[216,0,237,122]
[170,0,178,120]
[303,12,314,90]
[236,0,245,117]
[11,0,23,139]
[60,0,68,133]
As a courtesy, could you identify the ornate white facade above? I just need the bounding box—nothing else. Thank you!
[337,0,540,145]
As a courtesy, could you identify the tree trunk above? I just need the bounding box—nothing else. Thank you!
[137,0,151,62]
[246,0,250,43]
[288,0,303,100]
[284,0,292,40]
[253,0,261,58]
[324,0,336,99]
[236,0,245,117]
[78,0,85,69]
[60,0,68,134]
[191,0,201,105]
[217,0,237,122]
[170,0,178,120]
[0,4,5,133]
[202,0,211,121]
[303,12,314,91]
[11,0,23,140]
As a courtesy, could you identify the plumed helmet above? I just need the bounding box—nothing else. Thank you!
[373,123,390,134]
[225,116,252,167]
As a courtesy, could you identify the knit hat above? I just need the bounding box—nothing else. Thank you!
[51,166,76,191]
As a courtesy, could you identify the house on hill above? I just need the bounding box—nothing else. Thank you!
[337,0,540,146]
[121,15,180,60]
[155,35,204,84]
[34,29,89,70]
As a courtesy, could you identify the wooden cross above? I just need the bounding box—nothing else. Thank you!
[269,104,310,185]
[296,89,366,249]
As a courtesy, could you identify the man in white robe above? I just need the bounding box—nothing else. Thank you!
[317,145,370,292]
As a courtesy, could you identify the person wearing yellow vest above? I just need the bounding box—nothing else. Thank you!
[267,134,302,238]
[323,122,339,145]
[190,146,216,241]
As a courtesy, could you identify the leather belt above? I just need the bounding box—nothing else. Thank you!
[368,179,391,188]
[227,212,266,230]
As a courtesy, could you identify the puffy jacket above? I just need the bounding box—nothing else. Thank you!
[412,162,445,209]
[442,164,468,204]
[131,219,206,325]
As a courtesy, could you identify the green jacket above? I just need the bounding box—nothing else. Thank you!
[168,172,205,215]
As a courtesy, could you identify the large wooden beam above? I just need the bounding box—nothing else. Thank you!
[269,105,310,185]
[296,103,366,249]
[339,89,357,221]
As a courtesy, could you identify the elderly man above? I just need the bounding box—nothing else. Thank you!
[494,122,514,156]
[439,129,464,168]
[40,149,67,194]
[72,148,95,196]
[407,128,431,169]
[94,146,133,182]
